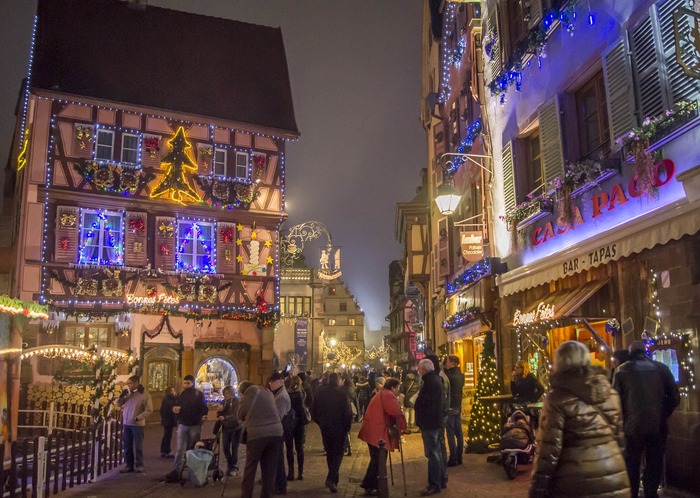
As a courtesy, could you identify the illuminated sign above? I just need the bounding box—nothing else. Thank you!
[562,243,617,276]
[512,302,556,326]
[126,293,180,306]
[461,231,483,262]
[530,159,676,248]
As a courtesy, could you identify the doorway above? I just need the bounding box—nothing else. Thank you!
[144,346,181,415]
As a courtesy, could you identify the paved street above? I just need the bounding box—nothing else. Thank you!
[59,420,529,498]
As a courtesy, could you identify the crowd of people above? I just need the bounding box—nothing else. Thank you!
[113,340,680,498]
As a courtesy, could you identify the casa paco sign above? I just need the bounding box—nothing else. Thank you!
[529,159,676,247]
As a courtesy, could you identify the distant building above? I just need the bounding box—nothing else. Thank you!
[321,279,366,370]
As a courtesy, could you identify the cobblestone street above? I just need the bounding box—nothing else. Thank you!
[59,421,529,498]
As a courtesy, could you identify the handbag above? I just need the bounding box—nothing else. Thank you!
[240,388,261,445]
[379,392,401,441]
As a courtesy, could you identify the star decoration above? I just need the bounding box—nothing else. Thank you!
[236,255,243,262]
[236,224,243,231]
[264,240,272,247]
[236,239,242,246]
[266,256,274,264]
[251,231,258,241]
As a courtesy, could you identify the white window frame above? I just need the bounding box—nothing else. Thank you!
[176,220,216,273]
[79,209,124,265]
[65,325,110,348]
[121,133,140,164]
[95,129,115,161]
[213,148,227,177]
[235,151,249,180]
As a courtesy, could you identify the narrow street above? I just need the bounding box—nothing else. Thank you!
[59,420,529,498]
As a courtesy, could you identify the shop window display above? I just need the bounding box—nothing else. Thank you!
[196,357,239,403]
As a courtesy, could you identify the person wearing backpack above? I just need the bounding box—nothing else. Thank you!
[269,371,292,495]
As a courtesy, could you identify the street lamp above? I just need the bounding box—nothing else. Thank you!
[330,338,337,347]
[434,182,462,215]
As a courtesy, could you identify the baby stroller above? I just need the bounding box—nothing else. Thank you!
[498,409,535,479]
[179,431,225,487]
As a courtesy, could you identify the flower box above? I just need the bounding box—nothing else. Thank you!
[515,198,554,230]
[568,157,622,197]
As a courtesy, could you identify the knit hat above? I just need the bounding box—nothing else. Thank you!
[269,371,284,382]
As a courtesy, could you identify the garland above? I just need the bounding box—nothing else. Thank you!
[194,176,260,210]
[74,161,154,194]
[446,120,483,174]
[0,295,49,319]
[446,258,492,294]
[194,341,252,352]
[443,307,482,331]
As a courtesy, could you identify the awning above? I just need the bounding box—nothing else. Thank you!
[507,279,609,327]
[498,200,700,296]
[445,319,484,341]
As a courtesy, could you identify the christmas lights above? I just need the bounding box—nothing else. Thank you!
[466,331,502,452]
[176,220,216,273]
[78,209,124,266]
[0,295,49,320]
[442,307,481,332]
[446,258,491,294]
[439,2,457,102]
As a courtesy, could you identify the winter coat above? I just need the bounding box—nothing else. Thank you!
[311,384,352,434]
[215,396,241,432]
[511,373,545,405]
[341,378,357,403]
[116,385,153,427]
[289,390,308,426]
[160,393,177,428]
[358,389,407,452]
[400,374,420,408]
[238,385,283,442]
[528,367,630,498]
[444,367,464,410]
[414,371,444,431]
[613,350,680,436]
[356,381,372,404]
[174,387,208,426]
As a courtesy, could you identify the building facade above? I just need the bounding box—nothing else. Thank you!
[5,0,298,413]
[484,0,700,492]
[320,279,366,370]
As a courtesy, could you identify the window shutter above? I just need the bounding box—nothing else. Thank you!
[73,124,93,159]
[154,216,176,271]
[438,217,450,279]
[603,35,638,148]
[630,13,667,120]
[538,97,564,185]
[197,144,213,175]
[217,222,236,274]
[124,212,148,267]
[657,0,700,105]
[142,134,161,168]
[528,0,544,29]
[502,140,516,213]
[432,243,440,284]
[55,206,79,263]
[485,8,502,84]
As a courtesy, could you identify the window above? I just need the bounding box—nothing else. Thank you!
[348,318,356,326]
[283,296,311,316]
[65,326,110,348]
[524,130,543,200]
[504,0,529,55]
[329,287,336,296]
[576,71,610,160]
[121,133,139,164]
[328,319,336,326]
[79,209,124,265]
[280,296,287,316]
[176,220,215,273]
[348,331,358,341]
[95,130,114,161]
[235,152,249,179]
[213,148,228,177]
[339,302,347,312]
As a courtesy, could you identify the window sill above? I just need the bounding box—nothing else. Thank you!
[623,109,700,163]
[515,200,554,230]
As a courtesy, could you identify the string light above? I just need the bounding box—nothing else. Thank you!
[446,258,491,294]
[78,209,124,266]
[466,331,502,452]
[439,2,457,102]
[20,345,131,365]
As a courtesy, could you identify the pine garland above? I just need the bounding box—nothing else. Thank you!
[466,331,502,453]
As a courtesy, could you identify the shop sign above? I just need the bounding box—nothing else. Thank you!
[126,293,180,306]
[461,231,483,262]
[530,159,676,248]
[295,318,308,363]
[562,243,618,276]
[512,302,556,326]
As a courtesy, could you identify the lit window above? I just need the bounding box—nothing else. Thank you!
[65,326,110,348]
[121,133,139,164]
[348,318,356,326]
[95,130,114,161]
[213,148,228,177]
[177,220,215,273]
[235,152,249,179]
[329,287,336,296]
[79,209,123,265]
[328,319,336,326]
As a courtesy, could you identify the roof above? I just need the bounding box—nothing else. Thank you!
[32,0,298,134]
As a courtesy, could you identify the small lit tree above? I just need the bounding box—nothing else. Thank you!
[466,331,502,453]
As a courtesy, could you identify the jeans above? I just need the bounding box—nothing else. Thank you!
[285,422,306,476]
[275,439,287,493]
[241,436,283,498]
[403,407,415,428]
[161,425,174,455]
[625,433,665,498]
[222,428,241,471]
[173,424,201,472]
[445,408,463,463]
[123,425,144,469]
[360,444,380,490]
[439,425,448,486]
[321,429,347,486]
[421,429,443,491]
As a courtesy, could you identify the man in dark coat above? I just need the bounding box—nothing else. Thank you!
[414,359,445,496]
[311,372,353,493]
[613,340,680,498]
[443,355,465,466]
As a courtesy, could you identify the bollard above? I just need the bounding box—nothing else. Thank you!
[378,439,389,498]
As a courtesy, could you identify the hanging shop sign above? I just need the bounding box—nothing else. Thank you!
[461,231,484,262]
[512,302,556,326]
[530,159,676,248]
[126,293,180,306]
[673,7,700,79]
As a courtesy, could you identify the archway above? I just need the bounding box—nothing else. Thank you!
[143,346,181,413]
[196,356,240,403]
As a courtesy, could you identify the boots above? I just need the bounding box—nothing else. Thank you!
[297,464,303,481]
[287,464,295,481]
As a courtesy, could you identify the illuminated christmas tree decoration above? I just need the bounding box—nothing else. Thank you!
[176,221,216,273]
[78,210,124,266]
[466,331,503,453]
[150,127,202,205]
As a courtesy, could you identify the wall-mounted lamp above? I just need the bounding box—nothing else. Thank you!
[434,182,462,215]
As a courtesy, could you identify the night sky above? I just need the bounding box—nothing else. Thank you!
[0,0,426,345]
